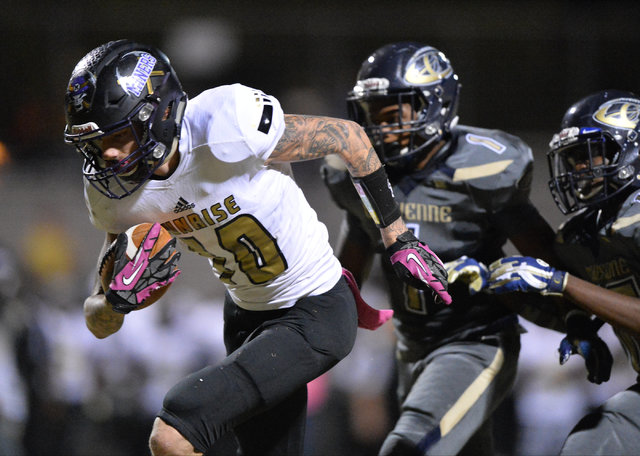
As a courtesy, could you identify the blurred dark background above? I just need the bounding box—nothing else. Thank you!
[1,1,640,455]
[3,0,640,152]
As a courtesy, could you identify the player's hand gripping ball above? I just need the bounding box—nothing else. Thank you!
[99,223,181,314]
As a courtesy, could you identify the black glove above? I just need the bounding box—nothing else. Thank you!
[386,231,451,305]
[558,311,612,384]
[106,225,181,314]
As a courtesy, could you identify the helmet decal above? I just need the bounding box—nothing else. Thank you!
[68,70,96,113]
[404,48,453,85]
[593,98,640,130]
[116,51,157,97]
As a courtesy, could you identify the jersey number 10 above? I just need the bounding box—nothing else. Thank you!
[180,214,288,284]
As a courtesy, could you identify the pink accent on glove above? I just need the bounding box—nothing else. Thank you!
[342,268,393,330]
[110,222,159,292]
[134,271,181,303]
[389,244,452,306]
[110,223,180,299]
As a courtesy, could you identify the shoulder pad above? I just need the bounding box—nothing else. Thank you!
[611,190,640,239]
[186,84,285,163]
[441,126,534,209]
[446,126,533,188]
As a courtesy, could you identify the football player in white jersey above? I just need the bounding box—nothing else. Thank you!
[63,40,450,456]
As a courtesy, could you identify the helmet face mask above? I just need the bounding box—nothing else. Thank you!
[548,128,621,213]
[64,40,187,199]
[350,93,436,165]
[547,90,640,214]
[347,43,460,172]
[77,112,159,193]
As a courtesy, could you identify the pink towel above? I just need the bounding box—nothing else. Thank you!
[342,268,393,330]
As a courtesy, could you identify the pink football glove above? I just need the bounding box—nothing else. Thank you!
[106,223,181,314]
[386,231,452,306]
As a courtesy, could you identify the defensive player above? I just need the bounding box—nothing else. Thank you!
[63,40,451,456]
[322,42,558,455]
[487,90,640,454]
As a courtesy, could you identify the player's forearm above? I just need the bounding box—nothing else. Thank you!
[316,119,409,243]
[564,274,640,334]
[272,115,406,240]
[379,218,409,248]
[337,127,408,245]
[84,293,124,338]
[331,120,382,177]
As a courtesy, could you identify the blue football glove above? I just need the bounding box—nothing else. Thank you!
[443,256,489,295]
[558,311,612,384]
[487,256,568,296]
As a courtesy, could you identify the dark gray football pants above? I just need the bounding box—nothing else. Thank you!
[379,329,520,456]
[560,382,640,455]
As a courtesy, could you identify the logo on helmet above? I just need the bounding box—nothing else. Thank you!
[116,52,157,97]
[68,71,96,112]
[404,48,453,85]
[593,98,640,130]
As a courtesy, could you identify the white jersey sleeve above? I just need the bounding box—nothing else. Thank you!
[186,84,285,163]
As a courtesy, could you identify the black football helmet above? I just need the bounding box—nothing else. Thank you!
[347,42,461,171]
[64,39,187,199]
[547,89,640,214]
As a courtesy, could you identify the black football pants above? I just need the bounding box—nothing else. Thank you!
[157,277,357,455]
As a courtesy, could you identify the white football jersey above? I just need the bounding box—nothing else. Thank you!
[85,84,341,310]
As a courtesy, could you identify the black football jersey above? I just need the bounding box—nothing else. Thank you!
[555,190,640,374]
[324,125,544,354]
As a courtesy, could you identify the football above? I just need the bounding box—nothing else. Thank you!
[99,222,177,310]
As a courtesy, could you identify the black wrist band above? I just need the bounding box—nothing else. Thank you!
[351,166,401,228]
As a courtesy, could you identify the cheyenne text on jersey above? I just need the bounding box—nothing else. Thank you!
[399,202,452,223]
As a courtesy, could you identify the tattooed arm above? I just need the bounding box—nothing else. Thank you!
[267,115,380,176]
[266,114,407,247]
[84,232,125,338]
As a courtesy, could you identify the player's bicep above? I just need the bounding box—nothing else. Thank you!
[268,115,325,163]
[268,115,373,172]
